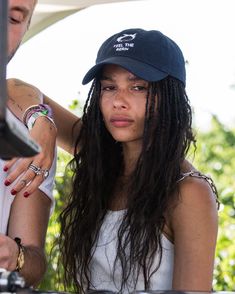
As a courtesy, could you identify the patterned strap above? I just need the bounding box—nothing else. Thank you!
[178,171,220,210]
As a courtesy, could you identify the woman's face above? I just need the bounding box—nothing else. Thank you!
[99,64,150,145]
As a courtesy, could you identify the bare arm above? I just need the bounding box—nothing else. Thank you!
[7,78,79,154]
[0,189,51,287]
[170,177,218,291]
[4,78,79,195]
[43,95,80,154]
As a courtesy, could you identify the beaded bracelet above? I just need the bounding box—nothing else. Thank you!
[22,104,53,127]
[27,111,56,130]
[22,104,56,131]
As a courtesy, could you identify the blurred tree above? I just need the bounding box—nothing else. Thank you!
[191,115,235,290]
[39,149,72,291]
[39,99,81,291]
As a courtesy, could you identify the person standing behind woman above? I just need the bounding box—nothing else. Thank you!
[0,0,57,287]
[55,29,219,293]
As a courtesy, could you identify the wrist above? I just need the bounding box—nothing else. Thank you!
[27,112,56,131]
[22,104,56,131]
[33,115,57,135]
[22,103,52,125]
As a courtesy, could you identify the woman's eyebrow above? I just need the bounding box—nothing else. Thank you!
[128,76,145,82]
[100,75,145,82]
[100,76,112,81]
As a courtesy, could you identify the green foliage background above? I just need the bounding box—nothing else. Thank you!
[38,113,235,291]
[192,116,235,290]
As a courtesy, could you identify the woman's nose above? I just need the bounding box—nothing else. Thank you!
[113,89,128,109]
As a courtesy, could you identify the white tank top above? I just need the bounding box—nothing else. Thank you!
[89,210,174,293]
[88,171,218,293]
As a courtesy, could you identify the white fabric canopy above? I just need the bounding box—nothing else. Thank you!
[25,0,142,41]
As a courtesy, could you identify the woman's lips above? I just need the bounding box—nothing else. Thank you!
[110,116,134,127]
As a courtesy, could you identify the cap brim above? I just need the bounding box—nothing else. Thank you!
[82,56,168,85]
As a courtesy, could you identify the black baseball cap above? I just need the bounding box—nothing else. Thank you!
[82,28,186,86]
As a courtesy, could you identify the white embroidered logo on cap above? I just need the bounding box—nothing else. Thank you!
[113,33,137,52]
[116,33,136,42]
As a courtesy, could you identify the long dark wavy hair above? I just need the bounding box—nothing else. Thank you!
[58,76,196,293]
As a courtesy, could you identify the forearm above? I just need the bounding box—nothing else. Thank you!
[8,189,52,288]
[7,78,41,117]
[19,245,47,287]
[43,95,79,154]
[7,78,79,154]
[0,234,47,288]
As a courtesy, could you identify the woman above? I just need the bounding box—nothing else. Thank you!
[8,28,218,293]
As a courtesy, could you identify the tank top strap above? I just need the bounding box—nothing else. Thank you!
[178,170,220,210]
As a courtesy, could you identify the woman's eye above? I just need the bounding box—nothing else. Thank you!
[132,85,148,91]
[101,85,115,91]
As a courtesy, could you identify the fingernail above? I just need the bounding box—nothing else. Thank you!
[3,167,8,172]
[11,189,17,196]
[24,192,30,198]
[4,180,11,186]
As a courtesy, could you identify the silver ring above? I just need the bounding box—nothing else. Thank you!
[28,164,41,175]
[20,179,27,187]
[41,169,49,179]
